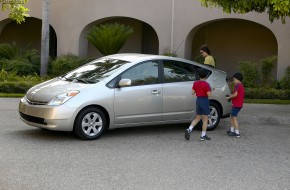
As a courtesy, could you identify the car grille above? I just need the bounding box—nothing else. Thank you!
[26,98,48,105]
[19,112,47,125]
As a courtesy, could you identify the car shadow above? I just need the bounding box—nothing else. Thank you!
[104,124,190,138]
[13,124,198,141]
[11,128,77,142]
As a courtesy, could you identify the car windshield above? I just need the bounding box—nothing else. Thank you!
[63,58,128,83]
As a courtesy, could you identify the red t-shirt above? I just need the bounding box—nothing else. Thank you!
[232,83,245,108]
[192,80,211,97]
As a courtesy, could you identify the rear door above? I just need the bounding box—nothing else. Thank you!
[161,60,199,121]
[114,60,163,124]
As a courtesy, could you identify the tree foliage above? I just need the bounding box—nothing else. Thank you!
[1,0,29,23]
[200,0,290,23]
[86,23,134,56]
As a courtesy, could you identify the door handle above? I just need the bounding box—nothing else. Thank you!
[151,90,161,95]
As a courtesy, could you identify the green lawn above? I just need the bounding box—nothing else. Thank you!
[0,93,25,98]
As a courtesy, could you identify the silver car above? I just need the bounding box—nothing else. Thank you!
[19,54,232,140]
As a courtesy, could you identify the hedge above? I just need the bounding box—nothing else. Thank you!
[246,88,290,100]
[0,81,36,93]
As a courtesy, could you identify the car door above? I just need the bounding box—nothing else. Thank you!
[162,60,199,121]
[114,60,162,124]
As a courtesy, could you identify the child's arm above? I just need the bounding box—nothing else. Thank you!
[227,91,238,99]
[192,90,196,95]
[207,91,212,97]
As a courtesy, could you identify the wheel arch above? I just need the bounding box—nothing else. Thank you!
[73,104,111,130]
[209,99,222,115]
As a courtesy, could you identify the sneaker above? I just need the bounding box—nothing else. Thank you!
[200,135,211,141]
[226,130,231,135]
[185,129,191,140]
[228,131,240,138]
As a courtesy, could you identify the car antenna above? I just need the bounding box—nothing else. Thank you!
[172,40,184,56]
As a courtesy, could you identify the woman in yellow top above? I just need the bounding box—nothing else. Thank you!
[200,45,215,68]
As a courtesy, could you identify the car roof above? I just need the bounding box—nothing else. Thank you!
[103,53,181,63]
[102,53,225,74]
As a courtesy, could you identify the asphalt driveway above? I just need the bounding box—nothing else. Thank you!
[0,98,289,190]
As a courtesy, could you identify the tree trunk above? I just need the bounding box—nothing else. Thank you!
[40,0,50,76]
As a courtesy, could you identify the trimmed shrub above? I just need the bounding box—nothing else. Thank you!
[0,81,36,93]
[246,88,290,100]
[0,69,49,93]
[279,66,290,90]
[260,56,277,87]
[0,58,38,76]
[50,54,93,76]
[239,61,259,88]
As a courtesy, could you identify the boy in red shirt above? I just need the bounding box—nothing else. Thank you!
[226,72,245,137]
[185,68,212,141]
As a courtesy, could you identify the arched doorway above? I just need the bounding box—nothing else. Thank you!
[186,19,278,77]
[79,17,159,57]
[0,17,57,58]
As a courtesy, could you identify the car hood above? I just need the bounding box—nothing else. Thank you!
[26,78,90,103]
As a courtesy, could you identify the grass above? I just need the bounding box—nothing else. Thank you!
[0,93,289,104]
[0,93,25,98]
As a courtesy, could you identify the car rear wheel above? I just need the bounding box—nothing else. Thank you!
[207,101,221,130]
[74,107,108,140]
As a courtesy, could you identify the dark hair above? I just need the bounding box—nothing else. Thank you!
[200,45,211,55]
[232,72,243,82]
[198,68,208,78]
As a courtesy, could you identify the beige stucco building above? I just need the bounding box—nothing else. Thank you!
[0,0,289,79]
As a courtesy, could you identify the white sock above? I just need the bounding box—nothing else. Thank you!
[231,127,234,132]
[235,130,240,135]
[189,126,194,131]
[201,131,206,137]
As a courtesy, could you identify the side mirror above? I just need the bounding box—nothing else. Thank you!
[118,79,132,87]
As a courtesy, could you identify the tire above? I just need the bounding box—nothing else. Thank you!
[197,101,221,131]
[74,107,108,140]
[207,101,221,131]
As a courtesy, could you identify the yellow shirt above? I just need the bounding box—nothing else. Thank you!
[204,55,215,68]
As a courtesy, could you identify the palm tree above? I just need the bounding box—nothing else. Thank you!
[86,23,134,56]
[40,0,50,76]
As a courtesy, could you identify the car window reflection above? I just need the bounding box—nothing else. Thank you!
[121,61,159,86]
[64,58,128,83]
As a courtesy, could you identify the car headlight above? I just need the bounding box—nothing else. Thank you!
[48,91,80,106]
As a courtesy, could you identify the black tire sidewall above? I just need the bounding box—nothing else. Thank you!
[74,107,108,140]
[207,101,221,131]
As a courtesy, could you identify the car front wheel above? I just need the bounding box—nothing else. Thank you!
[74,107,108,140]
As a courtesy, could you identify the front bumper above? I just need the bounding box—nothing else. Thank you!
[18,98,76,131]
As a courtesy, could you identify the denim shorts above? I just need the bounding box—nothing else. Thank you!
[231,107,242,117]
[196,97,210,115]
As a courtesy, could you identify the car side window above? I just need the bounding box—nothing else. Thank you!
[163,60,198,83]
[194,66,212,79]
[120,61,159,86]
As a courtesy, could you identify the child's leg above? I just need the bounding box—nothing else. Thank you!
[189,115,202,130]
[200,115,211,140]
[232,116,240,134]
[185,115,202,140]
[229,116,235,132]
[201,115,208,132]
